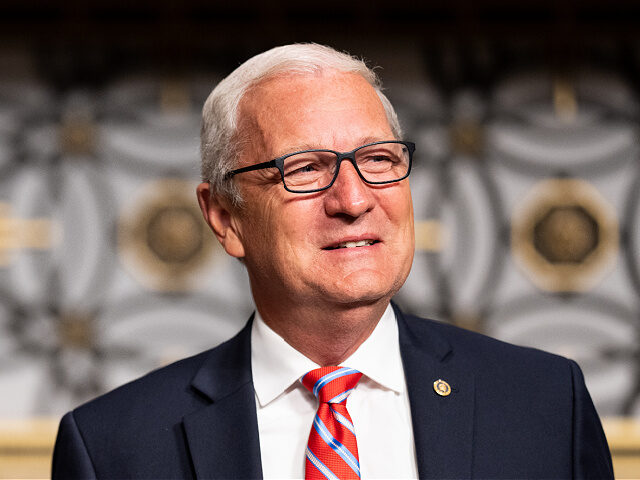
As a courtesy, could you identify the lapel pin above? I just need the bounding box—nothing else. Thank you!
[433,379,451,396]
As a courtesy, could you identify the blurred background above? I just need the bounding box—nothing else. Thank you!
[2,0,640,477]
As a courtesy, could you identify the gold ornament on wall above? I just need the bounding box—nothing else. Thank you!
[450,120,484,157]
[118,179,219,292]
[553,75,578,123]
[57,311,95,350]
[414,220,447,252]
[0,203,55,266]
[59,110,96,155]
[511,178,618,292]
[160,79,190,114]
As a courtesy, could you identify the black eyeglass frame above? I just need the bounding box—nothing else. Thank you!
[225,140,415,194]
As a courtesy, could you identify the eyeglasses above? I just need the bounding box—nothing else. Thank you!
[225,140,415,194]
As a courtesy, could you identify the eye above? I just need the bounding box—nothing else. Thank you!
[358,152,399,173]
[284,160,321,178]
[282,152,333,179]
[368,154,394,163]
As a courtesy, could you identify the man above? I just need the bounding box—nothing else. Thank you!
[52,44,613,479]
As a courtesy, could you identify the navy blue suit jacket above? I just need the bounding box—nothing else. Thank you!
[52,306,613,479]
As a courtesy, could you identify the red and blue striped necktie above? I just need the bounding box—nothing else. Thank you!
[302,366,363,480]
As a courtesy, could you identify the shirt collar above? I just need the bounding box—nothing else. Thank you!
[251,303,404,408]
[340,304,405,395]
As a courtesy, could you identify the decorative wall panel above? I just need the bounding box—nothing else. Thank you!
[394,69,640,417]
[1,61,639,423]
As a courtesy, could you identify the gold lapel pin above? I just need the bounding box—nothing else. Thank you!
[433,379,451,396]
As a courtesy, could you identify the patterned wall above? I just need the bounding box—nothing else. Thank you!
[392,69,639,417]
[0,74,254,416]
[1,52,639,421]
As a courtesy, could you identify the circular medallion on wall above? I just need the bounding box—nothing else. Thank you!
[511,178,618,292]
[118,179,219,291]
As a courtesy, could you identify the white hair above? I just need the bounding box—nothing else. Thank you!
[200,43,403,204]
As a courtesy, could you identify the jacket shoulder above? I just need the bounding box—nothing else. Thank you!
[53,318,254,477]
[401,311,571,369]
[71,317,252,433]
[399,312,613,478]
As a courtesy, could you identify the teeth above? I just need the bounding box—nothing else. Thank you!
[334,240,375,249]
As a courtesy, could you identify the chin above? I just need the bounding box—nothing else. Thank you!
[322,274,400,306]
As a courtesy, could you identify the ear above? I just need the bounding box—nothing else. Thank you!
[196,182,246,258]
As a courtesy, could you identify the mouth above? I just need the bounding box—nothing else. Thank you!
[323,239,380,250]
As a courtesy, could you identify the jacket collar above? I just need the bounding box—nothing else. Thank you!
[183,315,264,479]
[395,304,475,479]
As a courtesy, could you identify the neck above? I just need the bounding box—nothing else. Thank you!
[256,300,390,366]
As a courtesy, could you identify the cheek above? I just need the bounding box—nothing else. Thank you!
[381,188,413,226]
[382,190,415,259]
[254,202,313,266]
[236,202,279,259]
[279,198,320,239]
[404,201,415,245]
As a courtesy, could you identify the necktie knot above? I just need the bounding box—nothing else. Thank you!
[302,366,362,404]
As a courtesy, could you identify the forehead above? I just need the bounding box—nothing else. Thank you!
[238,71,393,154]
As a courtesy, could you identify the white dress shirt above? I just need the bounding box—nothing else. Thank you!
[251,304,419,479]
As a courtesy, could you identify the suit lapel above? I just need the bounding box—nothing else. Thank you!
[395,306,475,479]
[183,317,263,479]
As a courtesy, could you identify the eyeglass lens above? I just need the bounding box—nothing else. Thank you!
[282,142,410,192]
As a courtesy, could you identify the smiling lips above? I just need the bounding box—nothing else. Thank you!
[324,239,379,250]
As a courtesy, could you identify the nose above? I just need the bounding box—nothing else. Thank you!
[323,159,375,218]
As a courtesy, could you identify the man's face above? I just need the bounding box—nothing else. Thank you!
[218,71,414,310]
